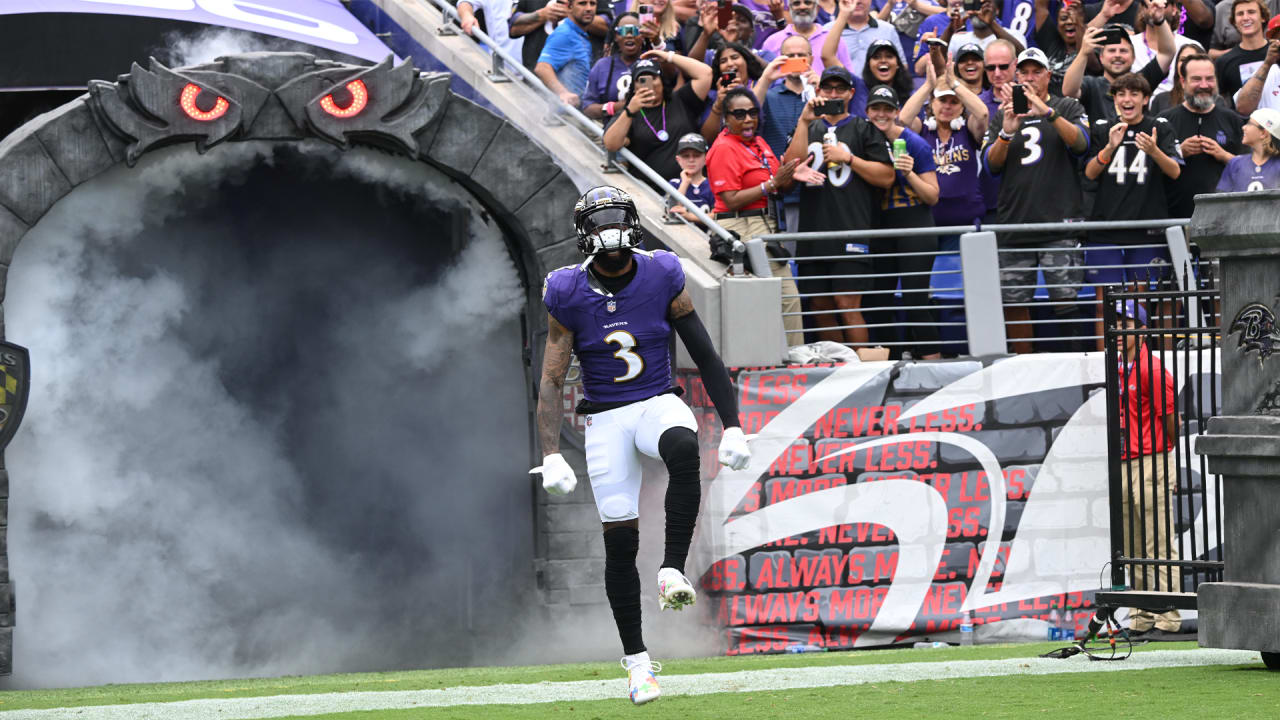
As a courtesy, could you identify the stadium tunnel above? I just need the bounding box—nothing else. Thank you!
[0,51,583,683]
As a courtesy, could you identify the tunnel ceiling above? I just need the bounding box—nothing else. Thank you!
[0,51,583,338]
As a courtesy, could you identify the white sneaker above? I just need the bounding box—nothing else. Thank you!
[657,567,696,611]
[621,652,662,705]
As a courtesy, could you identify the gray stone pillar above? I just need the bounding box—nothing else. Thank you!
[1189,189,1280,666]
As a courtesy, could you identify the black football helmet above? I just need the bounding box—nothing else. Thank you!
[573,186,642,257]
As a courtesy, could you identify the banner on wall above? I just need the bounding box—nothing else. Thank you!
[662,352,1223,654]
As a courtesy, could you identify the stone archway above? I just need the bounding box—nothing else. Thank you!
[0,51,582,675]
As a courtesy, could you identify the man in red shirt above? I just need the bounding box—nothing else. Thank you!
[1117,299,1182,636]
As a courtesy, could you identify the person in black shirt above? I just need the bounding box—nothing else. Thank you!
[1082,73,1182,313]
[1215,0,1273,107]
[1063,7,1175,122]
[1157,53,1245,216]
[783,66,896,346]
[1035,0,1101,95]
[604,54,714,183]
[985,47,1091,354]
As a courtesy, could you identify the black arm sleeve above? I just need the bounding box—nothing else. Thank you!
[672,309,741,429]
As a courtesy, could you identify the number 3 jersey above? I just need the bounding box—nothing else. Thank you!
[543,249,685,408]
[1087,115,1182,242]
[985,96,1089,245]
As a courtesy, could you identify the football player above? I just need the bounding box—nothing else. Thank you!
[532,186,750,705]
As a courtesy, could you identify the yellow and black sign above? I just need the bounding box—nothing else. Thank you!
[0,342,28,450]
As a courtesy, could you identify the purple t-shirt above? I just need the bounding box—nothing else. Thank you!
[920,124,986,225]
[583,55,635,107]
[1215,155,1280,193]
[543,249,685,405]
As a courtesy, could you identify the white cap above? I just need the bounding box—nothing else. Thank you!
[1251,108,1280,141]
[933,87,958,98]
[1016,47,1050,70]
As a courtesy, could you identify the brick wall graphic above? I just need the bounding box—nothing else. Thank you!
[672,352,1221,654]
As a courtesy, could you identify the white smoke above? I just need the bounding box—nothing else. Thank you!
[3,141,531,687]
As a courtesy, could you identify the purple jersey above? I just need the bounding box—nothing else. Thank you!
[543,249,685,406]
[1215,155,1280,193]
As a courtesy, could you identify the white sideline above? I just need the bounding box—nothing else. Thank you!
[0,649,1258,719]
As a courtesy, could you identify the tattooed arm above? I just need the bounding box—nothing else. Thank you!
[536,313,575,455]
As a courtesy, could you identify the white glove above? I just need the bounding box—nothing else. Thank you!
[531,453,578,495]
[718,427,752,471]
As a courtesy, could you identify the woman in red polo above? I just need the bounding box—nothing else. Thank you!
[706,86,804,346]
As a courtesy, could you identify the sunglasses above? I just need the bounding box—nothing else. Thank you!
[726,107,760,120]
[616,24,641,36]
[984,62,1011,71]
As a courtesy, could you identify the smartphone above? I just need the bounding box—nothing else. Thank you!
[963,0,981,11]
[1012,84,1029,115]
[817,98,845,116]
[1100,23,1129,46]
[720,67,738,85]
[778,56,810,75]
[638,3,654,24]
[717,0,734,29]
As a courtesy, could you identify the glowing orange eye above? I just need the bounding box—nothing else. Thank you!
[319,80,369,118]
[179,83,229,122]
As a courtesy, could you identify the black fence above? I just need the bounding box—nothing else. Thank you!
[1101,273,1225,614]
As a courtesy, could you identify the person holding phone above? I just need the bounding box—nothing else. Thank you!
[585,13,649,119]
[759,35,827,231]
[824,0,906,77]
[510,0,572,70]
[783,66,896,346]
[702,42,766,138]
[759,0,853,76]
[901,61,989,228]
[1063,2,1175,122]
[984,47,1091,354]
[634,0,686,52]
[536,0,612,107]
[604,53,715,181]
[707,87,808,346]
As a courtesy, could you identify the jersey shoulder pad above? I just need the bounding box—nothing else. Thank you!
[648,248,686,288]
[543,263,582,300]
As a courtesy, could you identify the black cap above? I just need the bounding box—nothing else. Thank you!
[731,4,754,21]
[866,84,899,109]
[631,58,661,78]
[676,132,707,153]
[868,39,897,57]
[956,42,983,61]
[819,65,854,87]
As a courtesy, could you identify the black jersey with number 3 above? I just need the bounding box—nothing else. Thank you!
[1087,115,1182,241]
[985,95,1089,245]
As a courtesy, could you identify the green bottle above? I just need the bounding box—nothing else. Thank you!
[892,138,907,161]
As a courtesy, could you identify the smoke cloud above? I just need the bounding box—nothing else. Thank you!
[3,141,536,688]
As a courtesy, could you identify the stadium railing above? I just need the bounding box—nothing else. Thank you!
[416,0,743,257]
[753,218,1205,355]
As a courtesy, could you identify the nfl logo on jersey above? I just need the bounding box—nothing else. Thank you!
[607,299,617,313]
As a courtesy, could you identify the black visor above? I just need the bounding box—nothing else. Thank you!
[580,207,632,235]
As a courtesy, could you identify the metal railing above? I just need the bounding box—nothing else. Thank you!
[753,218,1206,355]
[415,0,740,250]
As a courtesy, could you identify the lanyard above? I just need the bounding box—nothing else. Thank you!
[738,136,774,178]
[639,104,668,142]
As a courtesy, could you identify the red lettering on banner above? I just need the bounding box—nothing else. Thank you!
[768,475,848,504]
[768,444,811,477]
[872,551,898,582]
[738,374,753,406]
[818,524,854,544]
[852,523,895,543]
[931,473,952,502]
[1006,466,1028,499]
[921,583,964,617]
[739,481,762,513]
[703,557,747,592]
[956,404,976,431]
[883,404,902,434]
[741,410,780,434]
[959,472,991,502]
[933,547,952,581]
[947,506,983,539]
[727,592,822,625]
[912,442,931,469]
[846,552,866,583]
[763,534,805,548]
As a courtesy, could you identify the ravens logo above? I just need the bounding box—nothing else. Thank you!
[1229,303,1280,364]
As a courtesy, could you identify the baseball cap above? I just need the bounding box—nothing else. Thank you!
[819,65,855,87]
[1268,15,1280,39]
[1016,47,1050,70]
[676,132,707,153]
[1251,108,1280,141]
[631,58,661,78]
[868,39,898,57]
[933,86,958,98]
[867,84,900,108]
[1116,300,1147,326]
[955,43,984,61]
[731,3,754,21]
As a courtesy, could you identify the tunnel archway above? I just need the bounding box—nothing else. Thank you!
[0,52,582,681]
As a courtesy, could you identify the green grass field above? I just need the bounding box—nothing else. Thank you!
[0,641,1274,719]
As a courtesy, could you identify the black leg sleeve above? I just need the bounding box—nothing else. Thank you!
[603,526,645,655]
[659,426,701,574]
[672,309,740,429]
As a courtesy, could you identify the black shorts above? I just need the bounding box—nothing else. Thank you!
[795,255,874,293]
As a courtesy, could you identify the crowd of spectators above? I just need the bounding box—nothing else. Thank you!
[453,0,1280,356]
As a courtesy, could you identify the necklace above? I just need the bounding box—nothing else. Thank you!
[639,104,668,141]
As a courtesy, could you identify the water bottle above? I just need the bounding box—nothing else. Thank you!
[823,126,839,168]
[959,610,974,646]
[1062,607,1076,641]
[1048,601,1062,641]
[784,643,828,653]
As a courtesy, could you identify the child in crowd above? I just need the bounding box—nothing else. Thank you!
[667,132,714,223]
